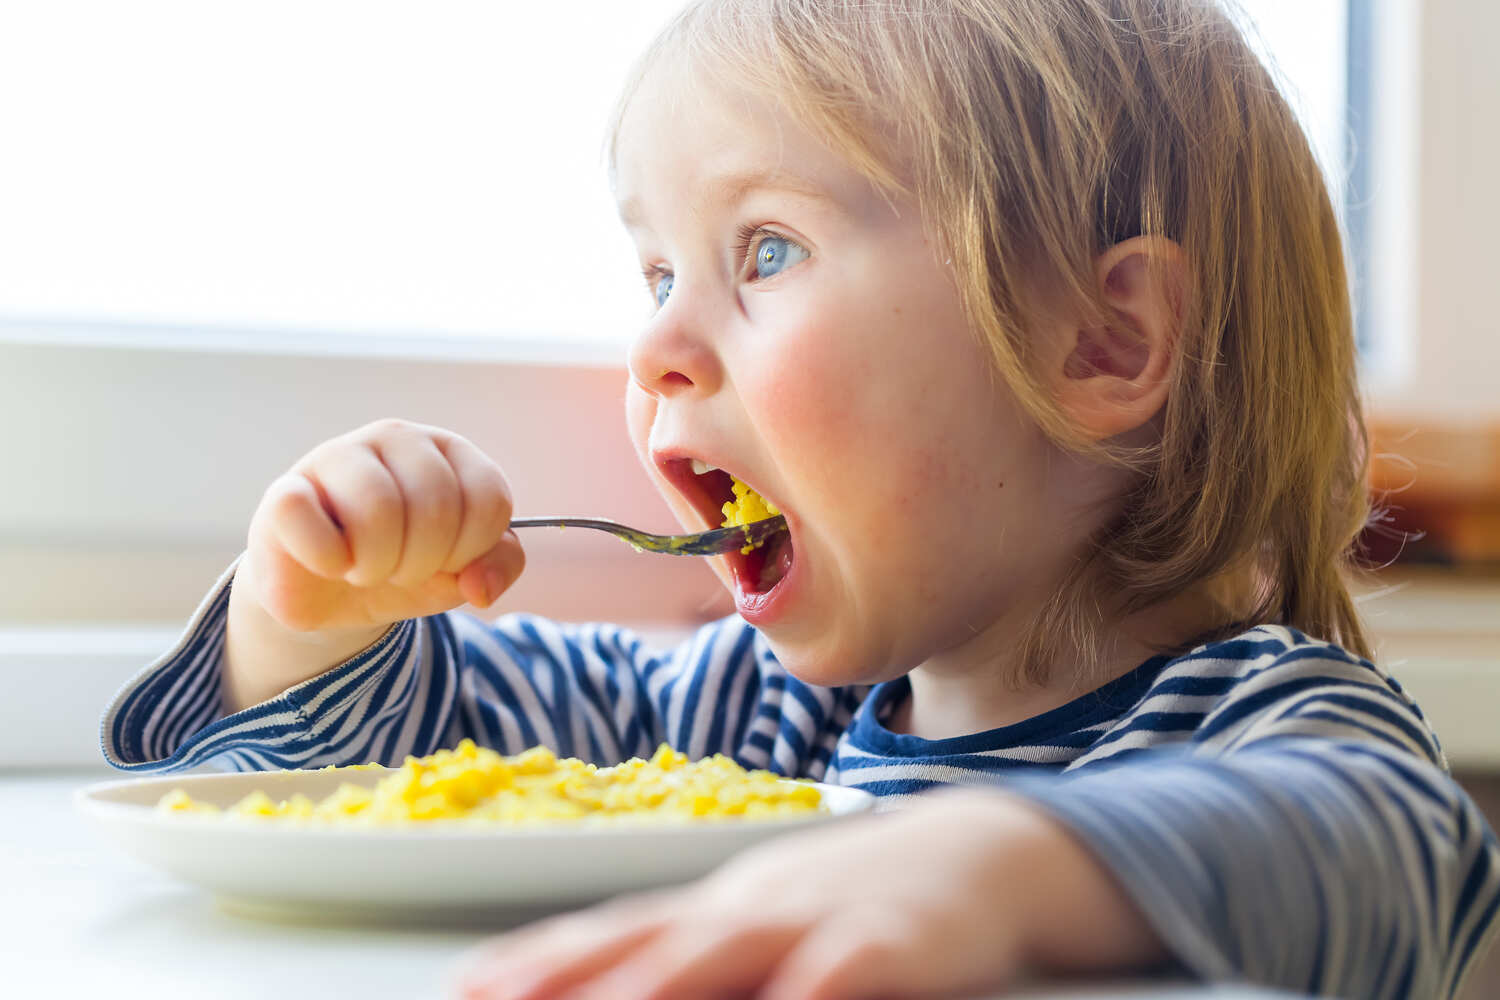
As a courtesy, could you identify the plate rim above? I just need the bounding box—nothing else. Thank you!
[75,772,875,841]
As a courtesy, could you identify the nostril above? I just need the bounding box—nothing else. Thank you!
[627,317,719,394]
[628,367,694,397]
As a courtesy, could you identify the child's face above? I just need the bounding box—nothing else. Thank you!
[614,65,1090,687]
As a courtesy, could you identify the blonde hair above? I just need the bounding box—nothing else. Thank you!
[614,0,1372,680]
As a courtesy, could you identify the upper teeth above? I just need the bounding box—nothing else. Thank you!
[691,459,720,475]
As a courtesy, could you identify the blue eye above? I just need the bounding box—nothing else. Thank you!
[752,234,809,279]
[654,272,674,308]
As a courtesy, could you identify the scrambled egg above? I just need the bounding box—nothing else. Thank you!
[720,477,781,554]
[157,740,821,826]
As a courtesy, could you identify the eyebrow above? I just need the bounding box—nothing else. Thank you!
[618,167,837,229]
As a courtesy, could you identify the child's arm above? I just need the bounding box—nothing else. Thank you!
[1001,643,1499,995]
[220,419,526,713]
[997,652,1500,998]
[101,419,865,773]
[456,789,1165,1000]
[1011,745,1499,994]
[102,571,860,774]
[456,646,1500,1000]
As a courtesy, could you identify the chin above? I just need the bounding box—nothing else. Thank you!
[758,636,888,690]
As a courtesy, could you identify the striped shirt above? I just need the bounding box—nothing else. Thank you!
[102,561,1500,998]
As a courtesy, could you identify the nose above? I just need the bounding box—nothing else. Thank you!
[627,295,723,399]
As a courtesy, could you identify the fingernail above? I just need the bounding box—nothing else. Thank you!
[484,568,505,606]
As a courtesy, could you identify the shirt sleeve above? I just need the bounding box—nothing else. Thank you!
[100,558,866,778]
[1007,642,1500,999]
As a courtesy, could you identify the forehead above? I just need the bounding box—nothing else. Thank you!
[611,61,880,230]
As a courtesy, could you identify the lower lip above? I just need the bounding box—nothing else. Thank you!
[731,530,801,627]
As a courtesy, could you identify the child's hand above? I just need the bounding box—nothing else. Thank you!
[224,419,524,711]
[241,419,523,630]
[453,791,1166,1000]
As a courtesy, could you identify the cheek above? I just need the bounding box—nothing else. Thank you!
[748,318,959,484]
[747,315,876,457]
[625,382,655,462]
[624,382,663,490]
[744,300,1028,547]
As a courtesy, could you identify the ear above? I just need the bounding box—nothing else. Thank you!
[1049,236,1186,442]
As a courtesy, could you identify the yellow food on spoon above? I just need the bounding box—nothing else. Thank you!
[720,477,781,554]
[156,739,820,826]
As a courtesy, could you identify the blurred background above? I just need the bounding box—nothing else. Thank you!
[0,1,1496,985]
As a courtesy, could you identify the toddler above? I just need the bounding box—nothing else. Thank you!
[103,0,1499,996]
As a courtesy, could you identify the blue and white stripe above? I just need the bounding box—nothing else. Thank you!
[101,563,1499,998]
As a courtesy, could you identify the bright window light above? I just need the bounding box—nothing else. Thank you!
[1236,1,1350,204]
[0,1,683,346]
[0,1,1349,348]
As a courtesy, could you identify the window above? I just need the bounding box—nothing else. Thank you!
[0,0,1434,632]
[1235,0,1416,383]
[1237,1,1351,203]
[0,1,685,351]
[2,1,1372,355]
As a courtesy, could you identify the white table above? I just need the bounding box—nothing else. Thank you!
[6,769,485,999]
[3,769,1296,1000]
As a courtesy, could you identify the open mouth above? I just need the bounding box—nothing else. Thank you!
[663,458,794,595]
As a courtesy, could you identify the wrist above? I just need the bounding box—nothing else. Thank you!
[945,790,1168,977]
[223,569,386,712]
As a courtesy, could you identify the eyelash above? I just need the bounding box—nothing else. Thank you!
[732,224,804,279]
[640,263,669,289]
[639,225,806,297]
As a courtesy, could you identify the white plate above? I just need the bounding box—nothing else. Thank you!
[77,767,875,920]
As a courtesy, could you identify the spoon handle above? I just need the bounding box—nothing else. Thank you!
[510,515,787,556]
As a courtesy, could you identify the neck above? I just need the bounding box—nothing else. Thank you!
[888,586,1225,740]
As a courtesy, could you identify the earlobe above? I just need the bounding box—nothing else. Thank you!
[1053,236,1186,442]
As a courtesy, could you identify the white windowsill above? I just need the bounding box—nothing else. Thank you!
[0,315,630,366]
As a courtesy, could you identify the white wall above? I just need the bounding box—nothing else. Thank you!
[0,338,725,627]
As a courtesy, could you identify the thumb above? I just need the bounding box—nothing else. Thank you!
[457,530,526,609]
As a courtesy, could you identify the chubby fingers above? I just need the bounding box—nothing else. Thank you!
[375,429,463,587]
[262,450,403,585]
[261,420,522,603]
[760,914,952,1000]
[453,885,1021,1000]
[454,895,671,1000]
[278,429,408,587]
[257,470,352,581]
[454,891,822,1000]
[562,919,806,1000]
[435,431,524,607]
[455,533,525,610]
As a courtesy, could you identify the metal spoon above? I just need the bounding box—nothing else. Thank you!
[509,515,788,556]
